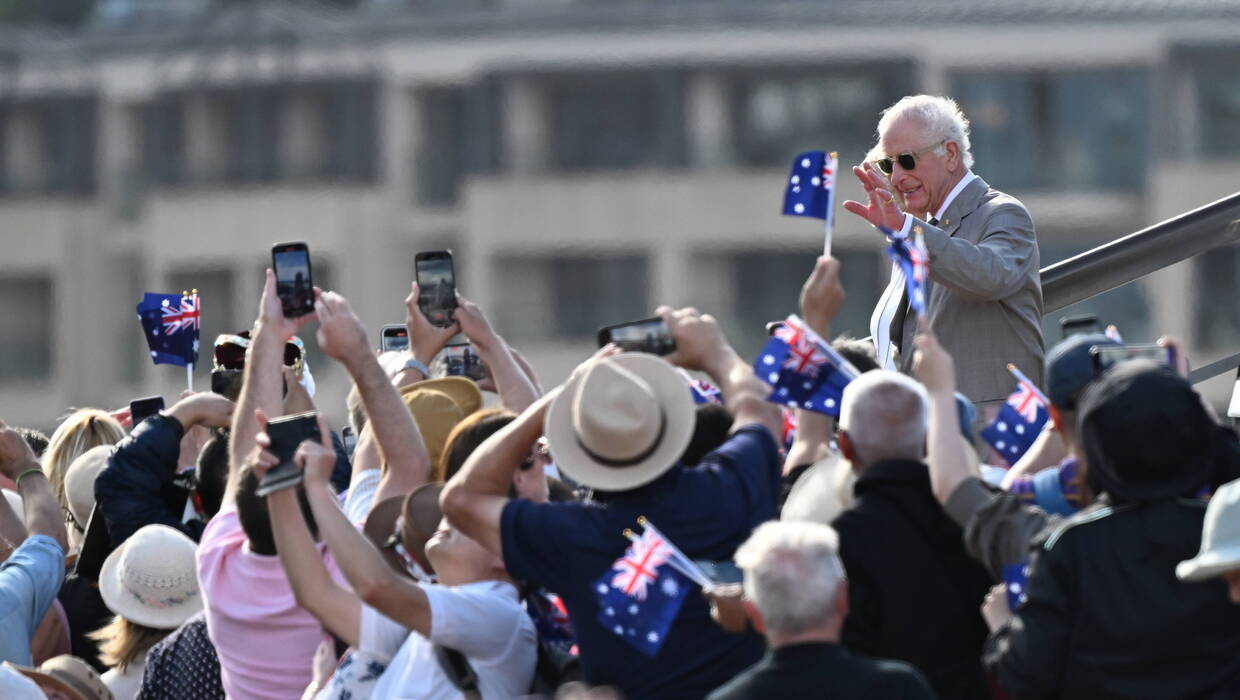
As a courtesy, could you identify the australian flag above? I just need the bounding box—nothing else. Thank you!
[782,151,836,220]
[689,378,722,405]
[980,377,1048,464]
[754,315,858,416]
[886,229,930,315]
[592,528,691,657]
[1003,561,1030,611]
[137,292,200,367]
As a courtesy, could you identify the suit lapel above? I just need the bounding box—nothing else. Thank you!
[936,176,989,238]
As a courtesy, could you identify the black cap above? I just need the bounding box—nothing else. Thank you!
[1045,333,1120,410]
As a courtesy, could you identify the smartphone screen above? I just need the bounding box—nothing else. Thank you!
[1090,344,1172,375]
[1060,315,1102,340]
[255,411,322,497]
[381,324,410,352]
[597,317,676,356]
[130,396,165,427]
[415,251,457,328]
[272,242,314,318]
[444,343,486,381]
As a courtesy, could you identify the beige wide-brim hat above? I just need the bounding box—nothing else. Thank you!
[399,378,483,467]
[545,353,695,492]
[1177,477,1240,581]
[99,524,202,629]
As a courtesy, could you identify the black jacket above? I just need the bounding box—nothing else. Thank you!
[707,642,936,700]
[831,458,993,700]
[985,496,1240,699]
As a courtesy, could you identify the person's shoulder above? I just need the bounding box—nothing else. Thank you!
[1039,499,1131,552]
[977,185,1033,221]
[704,662,765,700]
[699,425,779,470]
[858,655,936,697]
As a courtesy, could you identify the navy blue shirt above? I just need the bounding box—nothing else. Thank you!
[501,425,781,700]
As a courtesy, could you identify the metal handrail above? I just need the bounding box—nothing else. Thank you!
[1041,192,1240,313]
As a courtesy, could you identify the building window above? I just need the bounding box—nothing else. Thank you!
[953,69,1150,193]
[730,64,912,169]
[0,95,98,197]
[141,93,186,185]
[1194,247,1240,351]
[548,72,684,172]
[491,254,651,341]
[319,79,379,183]
[1187,50,1240,159]
[415,87,468,205]
[0,276,53,381]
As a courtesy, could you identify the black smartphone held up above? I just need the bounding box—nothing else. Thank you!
[1060,315,1102,340]
[272,241,315,318]
[695,559,744,586]
[380,324,410,353]
[597,317,677,356]
[414,250,457,328]
[129,395,165,428]
[1090,343,1174,376]
[443,342,487,381]
[255,411,322,497]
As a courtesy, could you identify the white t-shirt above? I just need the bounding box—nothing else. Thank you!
[359,580,537,699]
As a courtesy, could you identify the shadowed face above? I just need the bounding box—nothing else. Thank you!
[878,116,962,217]
[1223,570,1240,604]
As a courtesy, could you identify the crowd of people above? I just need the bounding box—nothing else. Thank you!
[0,94,1237,700]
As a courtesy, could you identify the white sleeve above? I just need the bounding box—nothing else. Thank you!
[343,469,382,525]
[425,584,525,662]
[357,603,410,663]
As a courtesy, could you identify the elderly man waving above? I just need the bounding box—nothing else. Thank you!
[845,95,1044,415]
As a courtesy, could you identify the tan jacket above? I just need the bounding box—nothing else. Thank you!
[891,176,1045,403]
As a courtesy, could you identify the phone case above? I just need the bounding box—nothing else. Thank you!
[256,412,322,497]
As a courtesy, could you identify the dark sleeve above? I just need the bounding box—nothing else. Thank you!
[501,499,603,593]
[699,426,782,515]
[95,415,201,547]
[944,477,1057,581]
[896,666,937,700]
[836,520,882,657]
[329,430,352,494]
[983,527,1076,699]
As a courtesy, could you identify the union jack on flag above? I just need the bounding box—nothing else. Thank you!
[773,321,830,379]
[687,376,723,405]
[980,367,1049,464]
[1008,378,1045,424]
[754,315,859,417]
[886,229,930,315]
[137,292,201,368]
[592,527,692,656]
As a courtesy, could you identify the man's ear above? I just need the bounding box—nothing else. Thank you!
[944,140,961,172]
[742,598,766,636]
[838,430,857,464]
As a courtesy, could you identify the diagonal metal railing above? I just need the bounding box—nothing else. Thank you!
[1040,191,1240,385]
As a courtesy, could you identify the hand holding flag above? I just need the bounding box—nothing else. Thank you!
[782,150,838,255]
[754,315,859,416]
[980,364,1050,464]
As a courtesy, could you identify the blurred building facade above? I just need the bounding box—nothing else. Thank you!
[1,0,1239,428]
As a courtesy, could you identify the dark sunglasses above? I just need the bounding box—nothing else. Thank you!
[873,139,947,175]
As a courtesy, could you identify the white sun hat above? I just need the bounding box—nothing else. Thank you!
[544,354,695,492]
[1177,478,1240,582]
[64,445,112,528]
[99,524,202,629]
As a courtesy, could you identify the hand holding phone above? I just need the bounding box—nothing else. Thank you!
[414,250,457,328]
[129,396,165,427]
[272,242,315,318]
[255,411,322,497]
[597,317,677,356]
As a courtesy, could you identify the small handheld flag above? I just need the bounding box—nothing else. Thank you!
[980,364,1049,464]
[1003,561,1030,611]
[684,373,722,406]
[886,228,930,315]
[782,150,838,256]
[593,523,694,657]
[137,292,201,370]
[754,315,859,416]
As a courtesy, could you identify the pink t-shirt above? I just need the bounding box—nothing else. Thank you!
[197,504,347,700]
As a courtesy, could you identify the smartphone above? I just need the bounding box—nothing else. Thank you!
[381,324,410,353]
[597,317,677,356]
[443,342,487,381]
[272,241,315,318]
[1060,315,1102,340]
[129,395,165,427]
[694,559,744,586]
[414,250,457,328]
[255,411,322,497]
[1090,343,1174,375]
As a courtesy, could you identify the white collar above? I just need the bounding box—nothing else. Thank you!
[931,170,977,222]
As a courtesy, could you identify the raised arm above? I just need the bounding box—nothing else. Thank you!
[228,269,317,500]
[315,292,432,510]
[912,327,975,504]
[786,256,847,471]
[0,422,67,552]
[455,297,539,413]
[660,307,782,439]
[393,282,459,391]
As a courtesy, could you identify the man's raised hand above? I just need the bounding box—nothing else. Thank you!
[404,283,459,366]
[799,256,845,338]
[842,161,906,231]
[314,291,371,371]
[258,268,318,340]
[912,327,956,396]
[658,306,735,377]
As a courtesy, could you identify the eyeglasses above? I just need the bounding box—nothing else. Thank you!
[213,331,305,373]
[873,139,947,175]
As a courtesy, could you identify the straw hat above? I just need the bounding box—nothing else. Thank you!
[64,446,113,528]
[399,378,483,467]
[1177,478,1240,581]
[6,654,114,700]
[99,525,202,629]
[364,483,444,579]
[545,354,695,491]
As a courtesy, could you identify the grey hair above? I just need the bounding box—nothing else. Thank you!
[735,520,847,636]
[839,370,928,465]
[872,95,974,169]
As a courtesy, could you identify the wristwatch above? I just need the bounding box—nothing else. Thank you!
[402,357,431,378]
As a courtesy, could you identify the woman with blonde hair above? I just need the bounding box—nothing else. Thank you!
[42,409,124,535]
[89,524,201,700]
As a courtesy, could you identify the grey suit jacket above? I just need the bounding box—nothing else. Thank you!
[891,176,1045,403]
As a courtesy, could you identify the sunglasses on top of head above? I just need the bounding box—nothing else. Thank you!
[873,139,948,175]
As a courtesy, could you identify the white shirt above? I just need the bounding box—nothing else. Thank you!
[102,652,148,700]
[870,170,978,369]
[359,580,537,699]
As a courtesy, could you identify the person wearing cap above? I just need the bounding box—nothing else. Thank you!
[441,302,785,699]
[5,654,114,700]
[984,361,1240,699]
[1178,477,1240,603]
[0,422,69,667]
[88,525,201,700]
